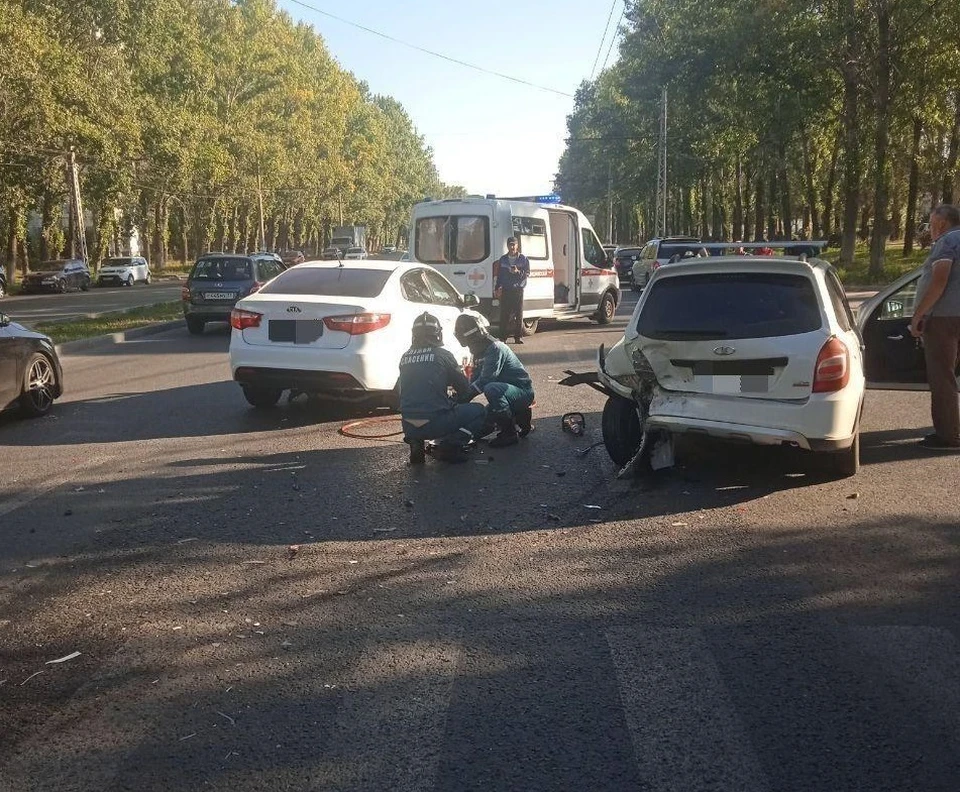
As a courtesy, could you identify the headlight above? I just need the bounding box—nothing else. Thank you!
[42,277,57,283]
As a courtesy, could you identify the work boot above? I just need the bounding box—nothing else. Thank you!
[407,438,426,465]
[488,417,519,448]
[516,407,534,438]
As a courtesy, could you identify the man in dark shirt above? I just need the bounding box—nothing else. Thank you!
[399,312,488,463]
[454,313,535,447]
[494,236,530,344]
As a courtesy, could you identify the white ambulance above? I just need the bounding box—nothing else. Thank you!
[409,197,621,335]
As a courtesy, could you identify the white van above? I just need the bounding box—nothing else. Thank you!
[409,198,620,335]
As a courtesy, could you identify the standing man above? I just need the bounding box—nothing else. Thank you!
[494,236,530,344]
[454,313,534,447]
[399,312,488,464]
[909,204,960,451]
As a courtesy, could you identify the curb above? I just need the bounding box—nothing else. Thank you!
[55,319,185,355]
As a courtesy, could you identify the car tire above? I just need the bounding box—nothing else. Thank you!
[144,271,151,284]
[242,385,282,408]
[57,279,67,293]
[596,292,617,325]
[0,279,6,298]
[80,277,90,291]
[820,431,860,479]
[19,353,57,417]
[186,317,205,335]
[521,318,539,336]
[126,275,135,287]
[601,394,645,466]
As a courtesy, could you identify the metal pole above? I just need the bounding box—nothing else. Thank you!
[68,148,88,262]
[256,163,266,251]
[607,163,613,243]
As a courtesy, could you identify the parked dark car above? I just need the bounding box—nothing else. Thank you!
[612,246,643,286]
[21,259,92,294]
[0,311,63,417]
[280,250,306,267]
[182,252,286,335]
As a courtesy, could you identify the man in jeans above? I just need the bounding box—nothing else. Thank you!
[494,236,530,344]
[909,203,960,450]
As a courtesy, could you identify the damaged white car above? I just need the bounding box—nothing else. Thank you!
[563,254,866,479]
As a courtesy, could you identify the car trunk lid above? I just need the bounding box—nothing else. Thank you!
[236,294,374,350]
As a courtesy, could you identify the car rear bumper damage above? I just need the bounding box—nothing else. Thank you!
[233,366,371,399]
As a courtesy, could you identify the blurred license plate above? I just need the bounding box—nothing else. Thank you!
[269,319,323,343]
[204,292,234,300]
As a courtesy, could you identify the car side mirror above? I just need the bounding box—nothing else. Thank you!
[0,313,10,327]
[460,292,480,309]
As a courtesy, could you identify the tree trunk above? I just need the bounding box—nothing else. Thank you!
[903,116,923,255]
[754,169,765,240]
[942,93,960,204]
[839,0,861,269]
[778,144,792,238]
[767,170,778,240]
[868,2,892,280]
[5,206,16,285]
[822,132,841,240]
[734,156,745,241]
[801,132,820,238]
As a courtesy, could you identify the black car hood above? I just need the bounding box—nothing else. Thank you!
[25,270,64,278]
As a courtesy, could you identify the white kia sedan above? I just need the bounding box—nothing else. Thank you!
[228,260,483,408]
[598,256,866,477]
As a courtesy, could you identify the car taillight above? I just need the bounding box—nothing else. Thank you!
[812,337,850,393]
[248,282,264,294]
[323,313,391,334]
[652,260,662,270]
[181,285,191,300]
[230,308,262,330]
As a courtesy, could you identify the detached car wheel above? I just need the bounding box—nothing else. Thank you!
[19,353,57,417]
[521,318,539,336]
[601,394,645,466]
[242,385,282,408]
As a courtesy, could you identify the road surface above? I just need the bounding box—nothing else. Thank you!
[1,293,956,791]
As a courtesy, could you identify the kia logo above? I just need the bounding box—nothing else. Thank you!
[286,306,302,313]
[713,346,736,356]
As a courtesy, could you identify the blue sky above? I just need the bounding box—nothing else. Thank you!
[278,0,625,197]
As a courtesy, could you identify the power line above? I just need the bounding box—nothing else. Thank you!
[284,0,574,98]
[599,5,625,74]
[590,0,619,82]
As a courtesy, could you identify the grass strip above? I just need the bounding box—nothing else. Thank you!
[32,301,183,345]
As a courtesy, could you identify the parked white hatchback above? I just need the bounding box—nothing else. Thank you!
[228,260,483,408]
[593,256,866,478]
[97,256,151,287]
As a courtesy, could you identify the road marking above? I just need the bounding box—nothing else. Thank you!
[606,626,770,791]
[320,639,461,791]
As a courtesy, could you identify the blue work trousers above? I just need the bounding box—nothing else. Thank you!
[483,382,534,418]
[402,403,488,447]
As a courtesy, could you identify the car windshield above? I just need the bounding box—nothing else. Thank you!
[347,248,363,254]
[637,272,822,340]
[40,260,69,270]
[259,266,391,297]
[104,259,134,267]
[190,258,252,281]
[659,243,706,260]
[617,248,642,258]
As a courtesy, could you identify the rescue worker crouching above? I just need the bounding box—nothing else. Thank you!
[399,312,488,464]
[454,313,534,448]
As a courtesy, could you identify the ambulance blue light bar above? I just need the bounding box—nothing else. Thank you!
[536,194,562,204]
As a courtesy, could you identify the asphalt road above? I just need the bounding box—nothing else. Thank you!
[1,295,958,791]
[0,281,183,325]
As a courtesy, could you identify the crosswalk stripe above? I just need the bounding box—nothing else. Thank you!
[319,640,461,791]
[606,626,770,791]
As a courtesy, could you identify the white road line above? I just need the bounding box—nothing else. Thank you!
[606,626,770,792]
[321,639,461,791]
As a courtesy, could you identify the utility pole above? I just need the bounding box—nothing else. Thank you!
[607,163,613,243]
[67,148,89,262]
[256,161,266,252]
[654,87,668,238]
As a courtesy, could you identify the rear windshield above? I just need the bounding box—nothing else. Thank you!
[259,267,391,297]
[617,248,642,257]
[637,272,822,340]
[190,257,252,281]
[658,243,708,260]
[415,215,490,264]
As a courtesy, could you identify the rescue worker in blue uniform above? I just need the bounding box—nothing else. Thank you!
[454,313,534,447]
[399,312,488,464]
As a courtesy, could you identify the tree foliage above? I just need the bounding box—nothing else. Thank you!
[0,0,460,279]
[556,0,960,277]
